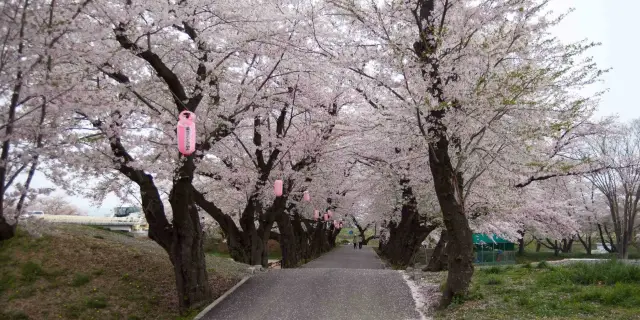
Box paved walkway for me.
[201,245,422,320]
[302,244,386,269]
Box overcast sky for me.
[28,0,640,216]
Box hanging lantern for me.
[327,210,333,219]
[323,213,328,221]
[274,180,283,197]
[177,111,196,156]
[313,209,319,221]
[303,191,310,202]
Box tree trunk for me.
[428,142,474,308]
[277,213,302,268]
[379,180,436,267]
[168,179,212,312]
[0,218,15,241]
[536,241,541,252]
[618,236,629,259]
[381,218,435,267]
[561,238,574,253]
[577,232,592,255]
[597,223,616,253]
[424,230,448,271]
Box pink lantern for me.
[323,213,328,221]
[177,111,196,156]
[334,220,339,228]
[274,180,283,197]
[303,191,310,202]
[313,210,319,221]
[327,210,333,219]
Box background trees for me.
[26,196,86,216]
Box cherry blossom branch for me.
[515,166,612,188]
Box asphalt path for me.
[202,245,422,320]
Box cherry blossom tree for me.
[583,120,640,259]
[328,0,607,305]
[38,0,339,310]
[0,0,91,240]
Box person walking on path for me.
[358,235,363,249]
[353,235,358,249]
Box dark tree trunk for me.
[277,212,302,268]
[597,223,617,253]
[167,179,212,311]
[380,182,437,267]
[561,238,574,253]
[362,235,378,246]
[0,219,15,241]
[536,241,542,252]
[428,139,474,307]
[577,232,592,255]
[424,230,448,271]
[132,169,212,314]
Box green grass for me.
[19,262,44,284]
[437,260,640,319]
[1,225,250,320]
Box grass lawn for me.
[0,223,250,320]
[436,260,640,320]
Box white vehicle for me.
[21,211,45,219]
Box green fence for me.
[474,249,516,265]
[473,234,516,265]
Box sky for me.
[27,0,640,216]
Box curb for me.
[193,276,251,320]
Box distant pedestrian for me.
[353,235,357,249]
[358,235,363,249]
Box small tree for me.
[585,120,640,259]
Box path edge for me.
[193,276,251,320]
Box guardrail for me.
[36,215,149,232]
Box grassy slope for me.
[435,261,640,320]
[0,224,250,320]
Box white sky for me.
[28,0,640,216]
